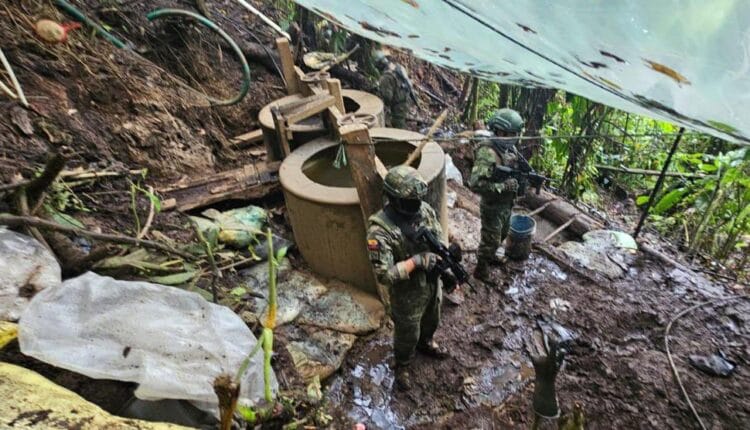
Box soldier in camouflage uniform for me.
[468,109,526,281]
[375,52,412,129]
[367,166,450,390]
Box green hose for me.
[55,0,128,49]
[147,8,252,106]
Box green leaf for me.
[149,271,198,285]
[230,287,247,297]
[636,195,650,206]
[237,405,257,423]
[47,206,84,229]
[275,246,289,261]
[653,188,688,214]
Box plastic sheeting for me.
[19,272,276,412]
[295,0,750,144]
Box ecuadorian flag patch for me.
[367,239,380,251]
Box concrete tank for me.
[280,128,447,294]
[259,89,384,161]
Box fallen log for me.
[160,162,280,212]
[520,189,602,237]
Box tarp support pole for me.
[633,127,685,239]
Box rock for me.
[281,325,357,382]
[297,281,385,335]
[0,228,61,321]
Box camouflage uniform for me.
[367,202,443,366]
[468,140,523,267]
[378,68,410,129]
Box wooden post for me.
[340,124,383,220]
[275,37,299,94]
[270,107,292,157]
[326,78,345,114]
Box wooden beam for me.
[283,95,335,125]
[341,124,383,220]
[159,162,280,212]
[275,37,299,94]
[230,129,263,149]
[595,164,708,179]
[542,215,577,243]
[326,78,345,113]
[271,107,292,157]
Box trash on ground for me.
[243,262,328,327]
[191,205,268,249]
[689,351,736,377]
[0,228,61,321]
[445,153,463,185]
[557,229,637,279]
[296,282,385,335]
[281,324,358,382]
[19,272,276,412]
[0,362,190,429]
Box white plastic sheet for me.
[295,0,750,144]
[19,272,276,411]
[0,228,60,321]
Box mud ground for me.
[325,200,750,429]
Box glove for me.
[411,252,439,272]
[500,178,519,193]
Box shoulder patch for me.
[367,239,380,251]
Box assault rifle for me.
[415,227,474,292]
[493,165,550,195]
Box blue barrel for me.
[506,214,536,260]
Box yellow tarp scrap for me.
[0,321,17,349]
[0,362,194,429]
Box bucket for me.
[506,214,536,260]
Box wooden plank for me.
[284,95,335,125]
[271,106,292,157]
[341,124,383,221]
[159,162,280,211]
[276,37,299,94]
[230,129,263,149]
[326,78,345,113]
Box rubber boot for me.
[474,262,490,282]
[395,366,412,391]
[417,340,450,359]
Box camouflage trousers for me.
[387,102,408,129]
[478,201,513,265]
[390,279,441,366]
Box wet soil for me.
[325,204,750,429]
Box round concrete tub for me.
[280,128,446,294]
[260,89,384,161]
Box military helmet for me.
[383,165,427,200]
[487,108,524,133]
[374,50,390,69]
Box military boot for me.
[417,340,450,359]
[394,366,412,391]
[474,261,490,282]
